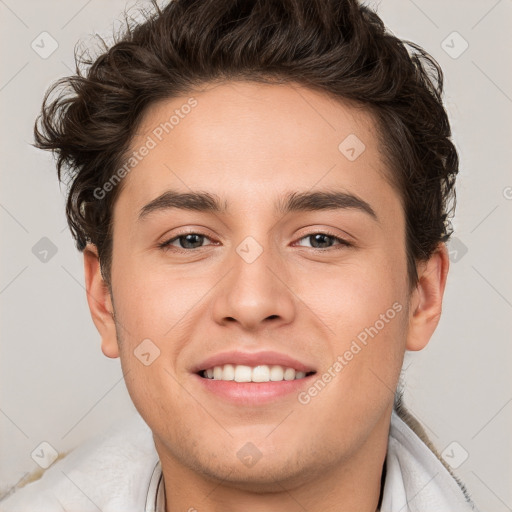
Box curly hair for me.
[34,0,458,289]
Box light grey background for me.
[1,0,511,509]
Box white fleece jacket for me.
[0,410,481,512]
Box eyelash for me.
[157,230,352,253]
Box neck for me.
[155,409,391,512]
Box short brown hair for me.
[34,0,458,288]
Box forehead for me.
[116,80,398,221]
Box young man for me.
[1,0,481,510]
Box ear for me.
[83,243,119,358]
[406,242,450,351]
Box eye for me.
[158,232,215,252]
[158,230,352,253]
[294,232,352,250]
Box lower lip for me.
[192,373,316,405]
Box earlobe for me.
[406,243,450,351]
[83,244,119,359]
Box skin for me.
[84,81,449,512]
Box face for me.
[86,80,445,491]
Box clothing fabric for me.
[0,409,480,511]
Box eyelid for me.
[293,226,355,246]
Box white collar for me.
[145,460,165,512]
[380,409,478,511]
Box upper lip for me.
[192,350,317,374]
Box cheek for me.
[296,294,407,442]
[111,255,205,337]
[301,254,409,401]
[109,261,193,424]
[305,252,408,338]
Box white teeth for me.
[269,365,284,381]
[223,364,235,380]
[283,367,296,381]
[234,365,252,382]
[202,364,311,382]
[252,365,270,382]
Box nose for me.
[211,239,297,331]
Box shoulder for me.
[0,413,159,512]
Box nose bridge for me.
[212,232,296,328]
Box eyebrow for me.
[138,189,377,221]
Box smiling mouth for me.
[198,364,316,382]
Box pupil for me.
[312,234,330,248]
[182,234,203,249]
